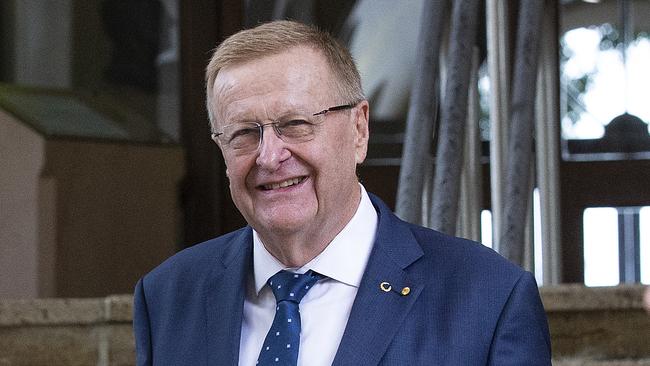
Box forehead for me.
[211,46,336,123]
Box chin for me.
[259,214,312,234]
[252,198,316,226]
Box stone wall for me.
[542,285,650,366]
[0,285,648,365]
[0,296,133,366]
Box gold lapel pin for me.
[380,282,411,296]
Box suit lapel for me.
[333,196,425,365]
[204,228,252,366]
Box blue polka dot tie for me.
[256,270,323,365]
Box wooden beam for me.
[179,0,244,248]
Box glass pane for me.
[583,207,619,286]
[481,210,493,248]
[0,0,181,142]
[640,207,650,284]
[559,1,650,160]
[561,26,650,139]
[533,189,543,284]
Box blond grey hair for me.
[205,20,364,126]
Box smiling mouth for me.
[260,176,307,191]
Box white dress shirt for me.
[238,185,378,366]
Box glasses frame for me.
[211,103,357,153]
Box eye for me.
[278,119,311,128]
[227,125,259,144]
[231,127,257,137]
[277,119,316,138]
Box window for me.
[583,206,650,286]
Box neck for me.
[260,235,329,268]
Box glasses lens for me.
[217,113,326,155]
[275,117,320,142]
[222,122,260,153]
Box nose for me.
[255,124,290,170]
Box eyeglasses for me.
[211,103,356,155]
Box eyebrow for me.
[227,108,312,124]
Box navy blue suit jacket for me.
[134,194,551,365]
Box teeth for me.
[264,177,304,190]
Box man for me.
[134,20,551,365]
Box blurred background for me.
[1,1,650,364]
[0,0,648,298]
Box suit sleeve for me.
[133,278,153,366]
[488,271,552,366]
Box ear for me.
[211,131,231,177]
[210,131,220,146]
[353,100,370,164]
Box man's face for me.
[210,46,369,241]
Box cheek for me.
[315,130,358,181]
[332,126,359,164]
[323,122,352,149]
[232,171,248,192]
[228,169,255,217]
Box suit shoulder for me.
[406,222,526,280]
[369,194,526,283]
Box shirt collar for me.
[252,184,378,295]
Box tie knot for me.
[267,270,322,303]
